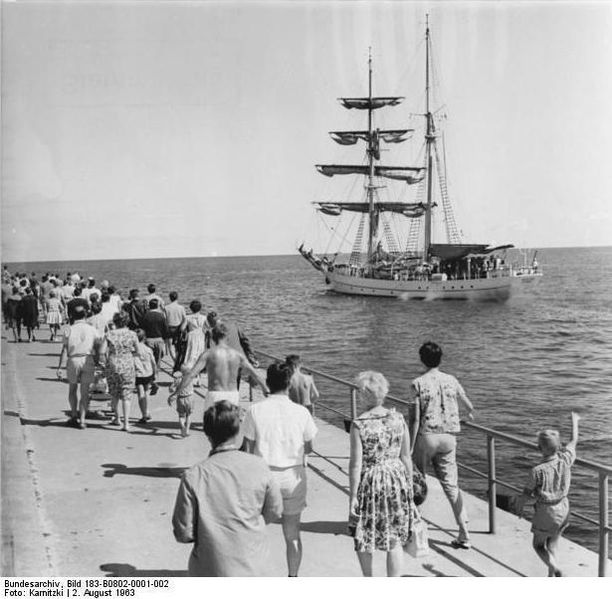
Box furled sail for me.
[429,244,491,261]
[314,201,427,218]
[329,129,413,145]
[339,97,404,110]
[316,164,425,184]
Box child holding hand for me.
[168,365,194,438]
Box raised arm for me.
[566,411,581,454]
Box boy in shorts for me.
[134,329,157,423]
[168,365,194,437]
[517,411,580,577]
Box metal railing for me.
[252,349,611,577]
[459,421,611,577]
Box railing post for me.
[599,473,608,577]
[350,388,357,421]
[487,434,496,534]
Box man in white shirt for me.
[56,305,102,429]
[243,362,318,577]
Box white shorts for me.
[204,390,240,412]
[270,465,307,516]
[67,355,95,386]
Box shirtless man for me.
[285,354,319,414]
[169,323,268,411]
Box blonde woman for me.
[349,371,414,577]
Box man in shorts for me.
[242,362,318,577]
[170,322,268,411]
[56,305,102,428]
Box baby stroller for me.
[88,367,112,417]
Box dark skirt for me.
[19,296,39,328]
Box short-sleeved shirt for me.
[164,301,186,328]
[242,394,318,468]
[412,369,468,434]
[62,321,100,358]
[172,450,283,576]
[526,446,576,504]
[134,342,155,378]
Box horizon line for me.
[3,243,612,265]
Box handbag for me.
[404,507,430,557]
[412,467,428,506]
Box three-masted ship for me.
[299,21,520,300]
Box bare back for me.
[288,372,317,406]
[205,345,244,392]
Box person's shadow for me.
[300,520,349,536]
[101,463,187,479]
[100,563,187,577]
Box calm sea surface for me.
[7,246,612,550]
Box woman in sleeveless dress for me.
[180,300,207,386]
[349,371,415,576]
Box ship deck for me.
[2,336,609,577]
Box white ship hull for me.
[325,271,513,301]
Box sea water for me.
[7,246,612,550]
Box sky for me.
[2,0,612,262]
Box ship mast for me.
[366,48,375,264]
[423,15,434,263]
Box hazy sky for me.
[2,1,611,262]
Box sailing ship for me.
[299,20,535,300]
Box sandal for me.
[451,539,471,550]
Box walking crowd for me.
[2,265,581,577]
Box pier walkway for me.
[2,336,609,577]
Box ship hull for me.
[325,271,512,301]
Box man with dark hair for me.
[243,362,318,577]
[172,401,283,576]
[140,298,167,367]
[285,354,319,415]
[56,305,102,428]
[123,288,148,330]
[205,311,258,389]
[410,341,475,549]
[66,286,90,324]
[170,323,267,412]
[145,283,164,310]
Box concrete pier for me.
[1,336,608,577]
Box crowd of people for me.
[2,265,580,577]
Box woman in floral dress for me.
[349,371,414,576]
[103,311,138,431]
